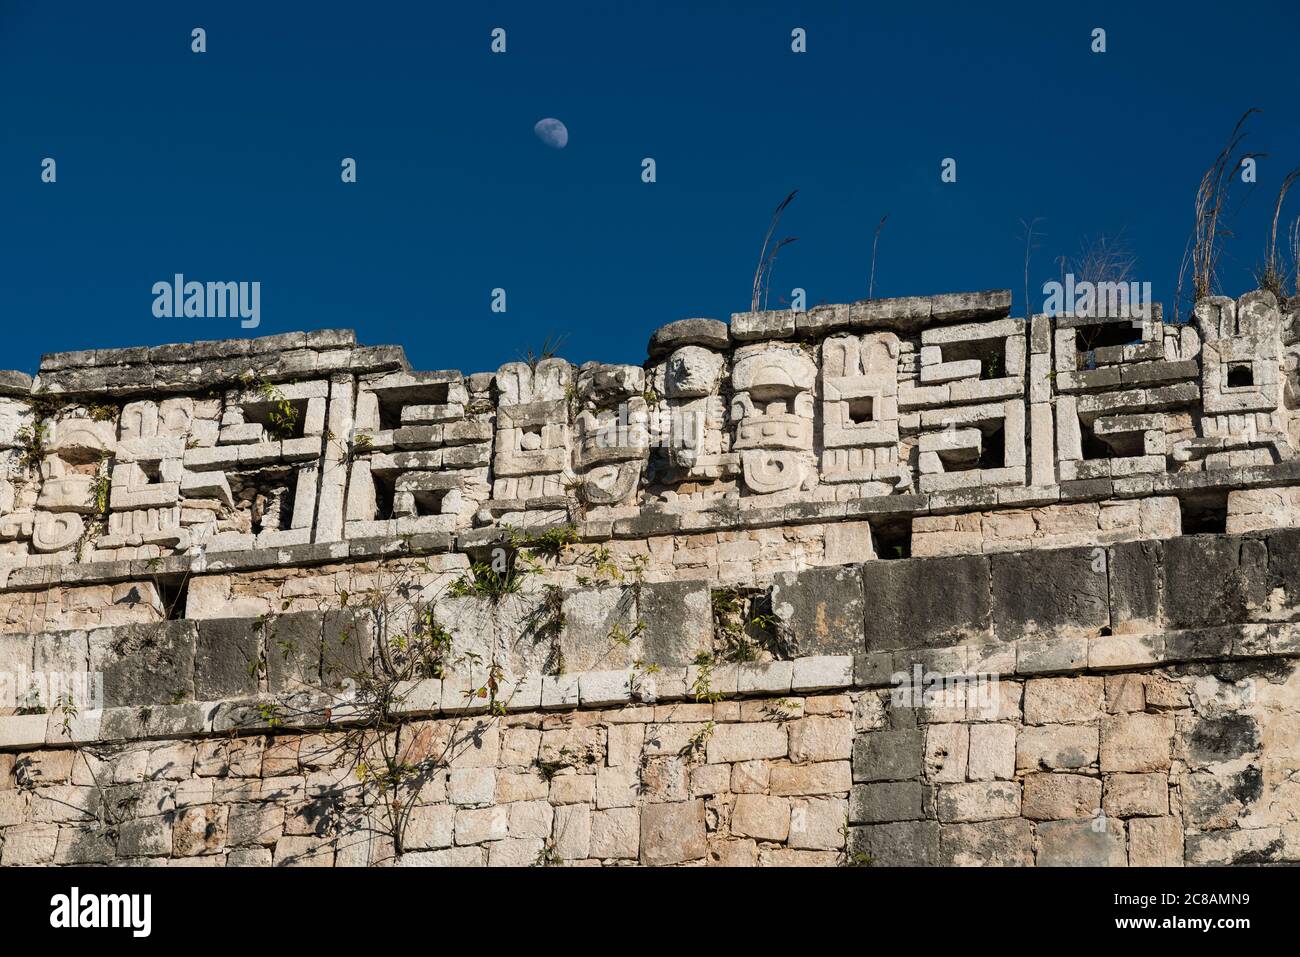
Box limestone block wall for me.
[0,634,1297,867]
[2,529,1300,866]
[2,288,1300,866]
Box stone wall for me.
[1,634,1297,866]
[2,528,1300,867]
[3,288,1300,866]
[1,288,1298,592]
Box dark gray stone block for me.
[847,820,939,866]
[772,564,865,656]
[849,782,926,823]
[321,609,372,688]
[1186,714,1261,766]
[991,546,1109,640]
[265,611,323,693]
[95,621,197,708]
[852,729,924,782]
[195,618,260,699]
[1107,540,1161,630]
[1266,528,1300,619]
[1163,625,1236,661]
[646,318,729,358]
[1163,535,1268,629]
[862,554,991,651]
[636,581,712,666]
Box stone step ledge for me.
[852,621,1300,689]
[0,655,855,752]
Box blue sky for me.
[3,1,1299,376]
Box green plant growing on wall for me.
[629,657,661,701]
[839,820,872,866]
[711,587,786,663]
[763,697,802,721]
[509,523,580,562]
[680,720,715,758]
[534,746,572,782]
[689,652,724,703]
[240,373,301,440]
[15,421,47,473]
[34,693,126,833]
[449,560,524,600]
[224,556,520,862]
[75,451,114,562]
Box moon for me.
[534,118,568,149]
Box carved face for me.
[665,346,723,399]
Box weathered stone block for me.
[1184,826,1284,866]
[772,564,865,656]
[551,804,591,859]
[991,546,1109,640]
[447,767,496,805]
[1023,676,1103,724]
[1100,712,1174,772]
[0,823,59,865]
[940,818,1034,866]
[405,804,456,849]
[791,655,854,691]
[1016,724,1099,771]
[454,805,508,845]
[640,800,707,865]
[114,814,173,857]
[273,834,335,866]
[1163,535,1268,629]
[967,723,1016,781]
[559,586,639,671]
[1128,816,1184,866]
[1016,635,1088,675]
[862,555,992,651]
[1036,818,1126,866]
[706,722,787,764]
[787,716,853,763]
[194,618,260,699]
[935,781,1020,822]
[637,581,713,665]
[788,796,847,850]
[595,765,640,809]
[173,804,228,856]
[847,820,939,866]
[731,793,791,841]
[590,806,640,859]
[1020,773,1101,820]
[320,609,372,688]
[1103,772,1168,817]
[264,611,324,693]
[849,782,925,823]
[92,621,197,707]
[852,729,924,782]
[924,723,969,783]
[1108,540,1162,633]
[767,760,851,796]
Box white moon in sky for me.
[534,118,569,149]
